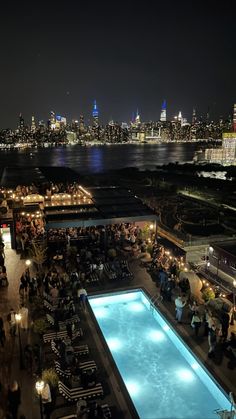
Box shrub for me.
[202,287,215,302]
[32,318,48,335]
[108,248,117,259]
[42,368,59,388]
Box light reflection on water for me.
[0,143,198,173]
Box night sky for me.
[0,1,235,128]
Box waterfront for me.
[0,143,199,174]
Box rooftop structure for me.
[45,186,157,229]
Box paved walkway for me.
[0,248,40,419]
[0,249,236,419]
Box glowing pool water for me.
[89,290,231,419]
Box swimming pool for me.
[89,289,231,419]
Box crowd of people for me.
[147,251,236,367]
[0,180,235,417]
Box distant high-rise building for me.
[160,100,167,122]
[19,113,24,131]
[131,111,135,124]
[192,108,197,125]
[206,107,210,123]
[50,111,56,130]
[31,116,36,132]
[55,115,66,129]
[92,100,99,126]
[79,115,85,132]
[233,103,236,132]
[92,100,98,117]
[135,109,141,126]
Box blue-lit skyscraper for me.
[92,100,99,128]
[92,100,99,118]
[160,100,167,122]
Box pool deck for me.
[0,249,236,419]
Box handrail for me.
[150,293,162,310]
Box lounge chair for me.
[55,403,111,418]
[58,380,104,402]
[46,313,80,329]
[54,359,97,378]
[86,272,99,285]
[44,299,56,312]
[54,360,72,379]
[43,328,83,343]
[51,340,89,358]
[104,263,117,280]
[78,360,97,373]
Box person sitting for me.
[76,406,88,419]
[81,368,97,389]
[88,401,104,419]
[65,343,75,366]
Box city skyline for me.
[0,1,235,128]
[1,99,235,130]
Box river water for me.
[0,143,199,174]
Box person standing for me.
[7,309,16,337]
[208,324,217,357]
[19,304,29,331]
[20,271,28,297]
[77,286,88,311]
[175,296,186,323]
[7,381,21,419]
[191,311,202,337]
[221,312,230,342]
[97,261,104,279]
[159,269,168,292]
[41,382,52,419]
[0,316,6,347]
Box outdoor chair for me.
[44,299,57,312]
[43,328,83,343]
[51,340,89,358]
[58,380,104,402]
[55,403,111,418]
[120,260,133,279]
[104,263,117,280]
[86,272,99,285]
[54,360,72,379]
[46,313,55,326]
[55,359,97,379]
[78,360,97,373]
[43,291,53,303]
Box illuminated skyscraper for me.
[160,100,167,122]
[233,103,236,132]
[50,111,56,130]
[92,100,99,126]
[79,115,85,132]
[178,111,182,122]
[19,113,24,131]
[135,109,141,126]
[192,108,197,125]
[31,115,36,132]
